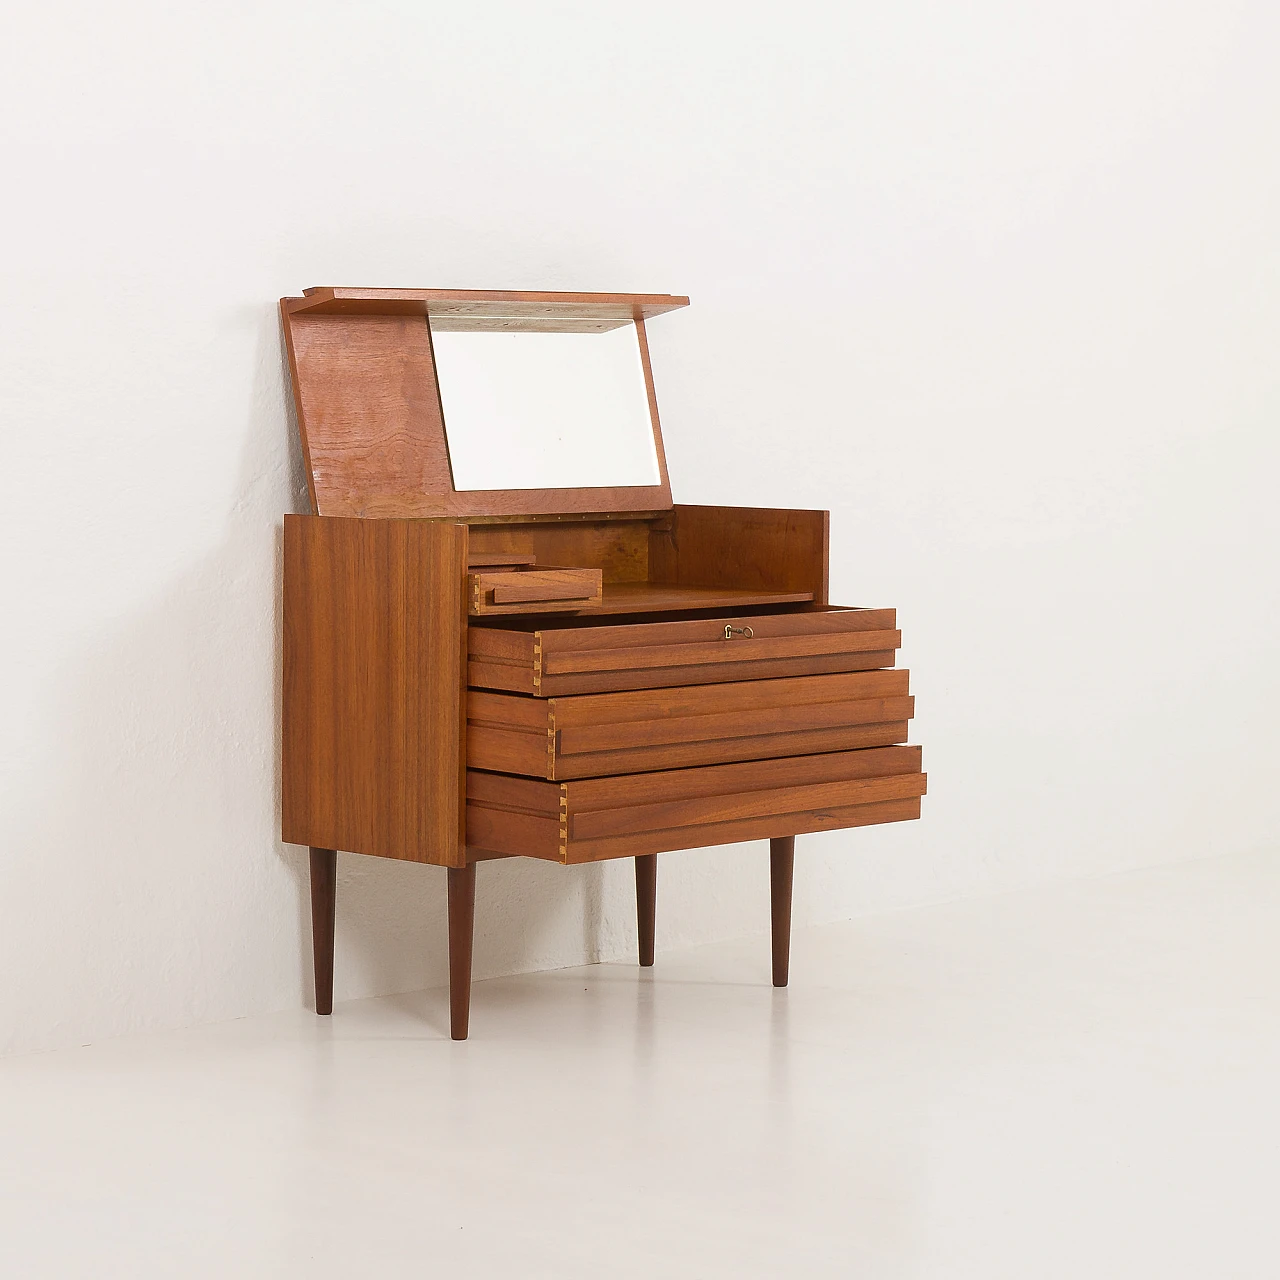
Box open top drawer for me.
[468,668,915,779]
[466,745,926,864]
[468,606,901,696]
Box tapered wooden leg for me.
[309,847,337,1015]
[635,854,657,967]
[448,862,476,1040]
[770,836,795,987]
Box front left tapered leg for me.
[635,854,657,967]
[770,836,795,987]
[447,862,476,1040]
[309,847,337,1015]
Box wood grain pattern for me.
[283,311,450,519]
[397,485,673,520]
[468,607,899,696]
[277,284,929,1021]
[469,567,603,615]
[471,650,900,697]
[552,668,911,727]
[564,723,913,778]
[563,797,923,863]
[464,771,561,861]
[286,288,690,328]
[591,583,813,614]
[542,630,898,675]
[468,552,538,568]
[572,772,926,841]
[492,573,600,604]
[282,515,468,867]
[562,702,912,755]
[467,520,650,584]
[466,670,915,780]
[650,505,830,605]
[465,746,925,863]
[567,744,922,806]
[281,294,677,519]
[512,606,896,650]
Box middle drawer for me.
[467,668,914,780]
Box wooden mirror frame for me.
[281,288,689,521]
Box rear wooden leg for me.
[770,836,795,988]
[635,854,657,967]
[448,862,477,1040]
[309,847,337,1015]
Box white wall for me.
[2,1,1277,1057]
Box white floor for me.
[2,850,1277,1279]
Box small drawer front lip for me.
[469,567,603,616]
[466,669,916,780]
[466,605,901,695]
[540,629,900,676]
[464,745,926,864]
[556,695,914,756]
[570,771,927,841]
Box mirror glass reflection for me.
[433,324,661,492]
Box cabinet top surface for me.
[285,287,689,332]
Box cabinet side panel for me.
[283,515,468,866]
[649,505,829,603]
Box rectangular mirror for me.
[432,323,662,492]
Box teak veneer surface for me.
[280,289,681,520]
[467,520,651,584]
[466,746,926,864]
[469,567,604,615]
[463,505,832,612]
[468,607,900,696]
[279,285,927,1038]
[651,505,830,606]
[590,583,814,614]
[467,552,539,569]
[285,313,451,520]
[467,669,915,779]
[287,288,690,329]
[283,515,467,867]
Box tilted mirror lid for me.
[281,288,688,520]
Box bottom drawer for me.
[466,746,925,864]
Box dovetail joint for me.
[533,634,543,691]
[558,787,568,862]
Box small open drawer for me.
[468,668,915,779]
[466,745,926,864]
[468,566,603,616]
[468,606,901,695]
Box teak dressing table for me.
[280,287,926,1039]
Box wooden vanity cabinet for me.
[280,288,926,1038]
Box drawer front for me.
[468,606,900,696]
[468,567,603,616]
[466,746,925,864]
[468,669,915,779]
